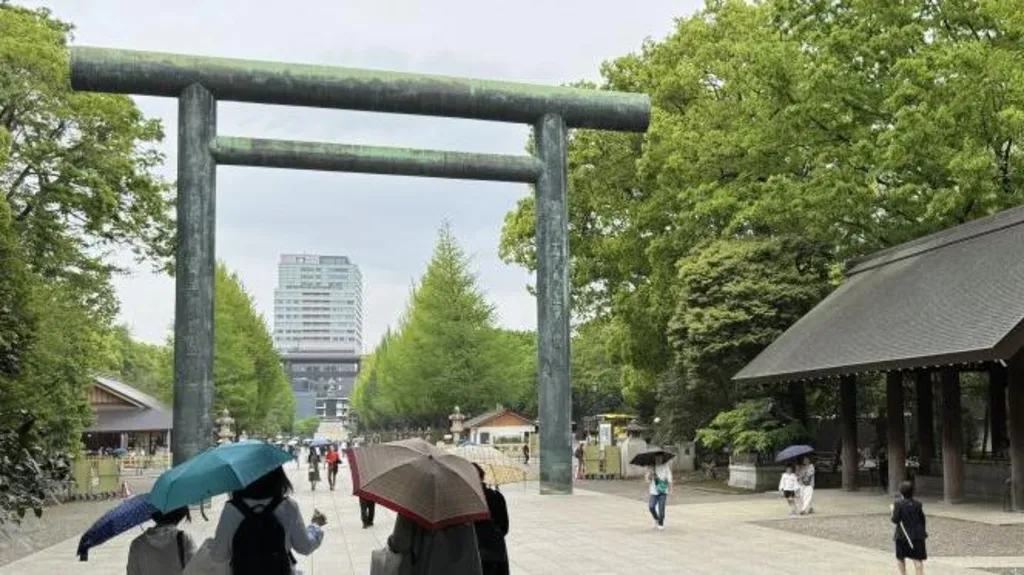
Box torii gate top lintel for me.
[70,46,651,131]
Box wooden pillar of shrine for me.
[886,371,907,494]
[914,370,935,475]
[940,368,965,504]
[989,364,1008,458]
[840,374,858,491]
[1007,358,1024,512]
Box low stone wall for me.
[728,462,786,491]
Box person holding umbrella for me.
[630,447,674,530]
[126,507,195,575]
[210,466,327,575]
[348,438,486,574]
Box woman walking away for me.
[472,463,510,575]
[646,455,673,530]
[891,480,927,575]
[307,448,322,491]
[797,456,816,515]
[127,507,196,575]
[387,513,482,575]
[325,445,340,491]
[211,466,327,575]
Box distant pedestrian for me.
[574,443,585,480]
[359,497,376,528]
[522,444,530,467]
[127,507,195,575]
[778,464,799,516]
[646,455,673,530]
[307,449,321,491]
[325,445,340,491]
[891,480,927,575]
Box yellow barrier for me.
[71,456,121,496]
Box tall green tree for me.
[660,236,832,442]
[0,4,174,521]
[353,224,535,429]
[0,195,32,378]
[1,5,173,321]
[102,324,172,402]
[571,319,627,421]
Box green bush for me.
[695,399,806,460]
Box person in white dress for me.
[797,457,816,515]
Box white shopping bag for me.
[370,545,404,575]
[183,539,229,575]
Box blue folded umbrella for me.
[148,440,293,512]
[775,444,815,463]
[77,494,156,561]
[308,438,331,447]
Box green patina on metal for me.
[173,84,217,464]
[212,137,544,183]
[534,114,572,494]
[69,46,652,494]
[70,47,650,131]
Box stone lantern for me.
[216,408,236,444]
[449,406,465,443]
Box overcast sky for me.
[22,0,700,349]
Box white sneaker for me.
[657,525,665,531]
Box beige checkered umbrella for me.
[346,438,489,530]
[447,445,528,485]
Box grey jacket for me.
[127,524,197,575]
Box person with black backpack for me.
[127,506,196,575]
[210,466,327,575]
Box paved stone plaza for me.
[2,464,1021,575]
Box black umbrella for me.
[630,448,675,468]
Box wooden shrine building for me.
[735,207,1024,510]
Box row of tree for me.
[116,265,296,437]
[500,0,1024,447]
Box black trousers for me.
[360,498,376,526]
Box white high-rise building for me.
[273,254,363,354]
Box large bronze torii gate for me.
[70,47,650,494]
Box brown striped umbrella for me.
[346,438,489,529]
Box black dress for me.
[892,498,927,561]
[475,486,510,575]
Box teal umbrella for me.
[148,441,292,512]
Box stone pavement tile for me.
[936,557,1024,569]
[0,465,1006,575]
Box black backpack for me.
[229,497,294,575]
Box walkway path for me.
[1,463,1020,574]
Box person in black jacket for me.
[472,463,510,575]
[891,480,927,575]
